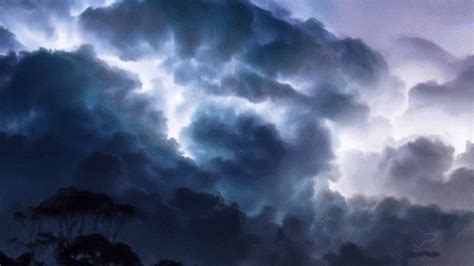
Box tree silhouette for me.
[14,187,138,243]
[0,250,17,265]
[7,187,140,264]
[154,259,183,266]
[56,234,142,266]
[4,187,185,265]
[0,250,44,266]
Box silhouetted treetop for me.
[56,234,142,266]
[154,259,183,266]
[0,250,43,266]
[0,250,17,265]
[31,187,133,217]
[13,187,139,243]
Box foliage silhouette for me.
[56,234,142,266]
[14,187,138,243]
[154,259,184,266]
[5,187,146,265]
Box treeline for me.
[0,187,183,266]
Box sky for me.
[0,0,473,265]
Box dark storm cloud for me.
[218,72,368,125]
[0,46,214,207]
[408,64,473,114]
[76,152,124,194]
[120,188,252,265]
[379,137,454,182]
[0,46,223,263]
[116,184,474,266]
[316,193,473,266]
[311,84,369,124]
[241,21,386,84]
[174,63,370,124]
[210,70,302,103]
[80,0,254,61]
[433,168,474,210]
[183,109,332,210]
[380,137,474,210]
[348,197,470,263]
[79,0,386,124]
[323,242,397,266]
[0,1,472,265]
[346,137,474,210]
[0,27,22,54]
[80,0,387,83]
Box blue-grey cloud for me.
[343,137,474,211]
[183,109,332,210]
[409,65,474,114]
[0,47,214,207]
[79,0,387,125]
[0,1,472,265]
[0,26,22,54]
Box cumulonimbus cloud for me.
[0,0,472,265]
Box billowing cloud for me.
[79,0,387,83]
[79,0,389,126]
[0,46,214,207]
[0,26,22,54]
[339,137,474,210]
[408,65,474,114]
[0,0,472,265]
[118,186,473,265]
[0,0,76,36]
[379,137,454,183]
[455,142,474,169]
[183,109,332,210]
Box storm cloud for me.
[0,26,22,54]
[0,46,214,207]
[183,109,332,210]
[79,0,386,125]
[408,65,474,114]
[0,0,472,265]
[340,137,474,211]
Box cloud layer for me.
[0,0,472,265]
